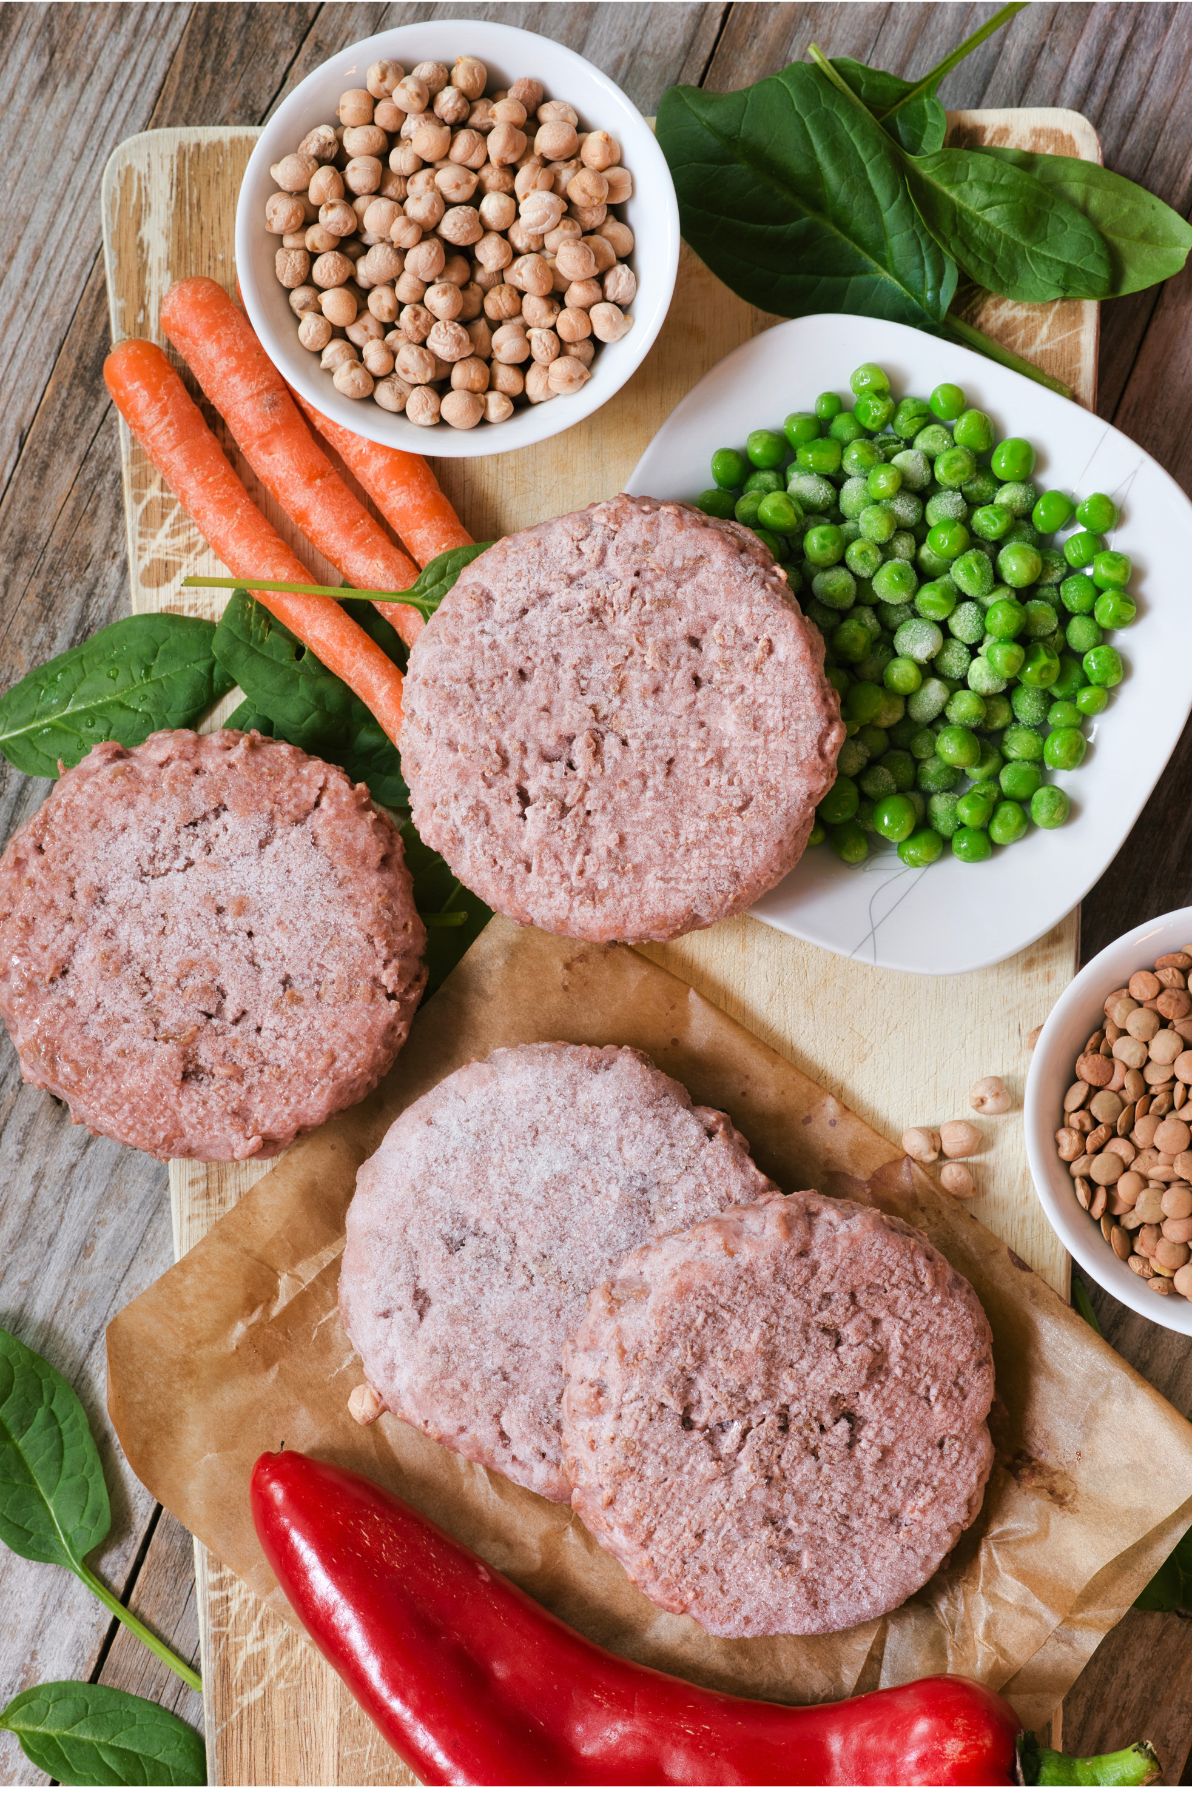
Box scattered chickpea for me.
[940,1162,976,1199]
[970,1076,1014,1116]
[940,1119,983,1159]
[271,53,635,425]
[901,1126,940,1164]
[348,1382,385,1425]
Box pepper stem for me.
[1019,1732,1162,1786]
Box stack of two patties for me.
[340,1043,997,1639]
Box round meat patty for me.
[562,1191,995,1638]
[0,730,426,1161]
[340,1041,776,1500]
[400,495,843,942]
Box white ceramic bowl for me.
[1026,907,1192,1334]
[236,18,678,458]
[631,312,1192,974]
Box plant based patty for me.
[562,1191,995,1637]
[340,1041,776,1499]
[0,730,426,1160]
[400,496,843,942]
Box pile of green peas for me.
[695,365,1135,868]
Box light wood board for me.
[102,111,1098,1785]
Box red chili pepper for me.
[251,1452,1159,1787]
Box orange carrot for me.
[293,394,473,567]
[103,338,407,745]
[160,277,425,646]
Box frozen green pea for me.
[859,723,889,757]
[1047,700,1082,729]
[845,679,887,723]
[886,530,917,562]
[1018,643,1060,688]
[711,446,750,489]
[872,792,917,842]
[819,774,860,822]
[1075,492,1118,534]
[953,409,994,453]
[859,762,897,800]
[991,436,1036,481]
[1075,684,1109,717]
[950,551,993,599]
[909,727,938,759]
[808,599,840,633]
[1082,644,1124,688]
[836,737,871,778]
[845,538,882,579]
[945,689,987,728]
[929,382,965,421]
[892,448,931,489]
[854,796,877,833]
[961,471,1000,506]
[1005,519,1039,547]
[804,523,844,567]
[1050,652,1085,698]
[788,472,836,510]
[1059,573,1098,615]
[858,503,897,544]
[908,676,952,725]
[983,695,1012,731]
[1002,723,1044,762]
[829,409,867,444]
[696,487,738,518]
[879,747,917,789]
[811,566,857,609]
[1044,726,1087,770]
[1032,488,1074,534]
[867,462,903,501]
[893,397,932,439]
[856,652,891,688]
[848,603,883,642]
[915,577,957,621]
[757,490,799,532]
[925,489,968,525]
[1031,785,1071,829]
[890,489,925,529]
[1039,549,1069,585]
[973,742,1003,780]
[952,824,992,862]
[916,543,951,579]
[784,413,821,450]
[753,528,784,557]
[878,600,915,633]
[971,503,1012,541]
[918,754,960,794]
[1093,550,1133,589]
[1065,614,1102,654]
[985,596,1026,639]
[948,599,987,643]
[826,663,850,698]
[934,446,976,488]
[734,492,763,526]
[831,618,872,661]
[888,716,920,750]
[830,821,871,864]
[854,392,895,431]
[927,519,971,561]
[994,480,1035,517]
[746,427,790,468]
[928,791,961,837]
[999,759,1041,801]
[986,638,1026,679]
[988,799,1028,845]
[808,818,826,845]
[744,468,785,493]
[1022,599,1058,640]
[894,617,943,662]
[1094,589,1136,630]
[898,826,945,867]
[997,541,1042,588]
[850,362,890,396]
[966,654,1007,695]
[842,438,881,477]
[934,639,971,681]
[915,422,954,456]
[1063,529,1103,568]
[838,476,870,519]
[956,780,998,829]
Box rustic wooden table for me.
[0,1,1190,1785]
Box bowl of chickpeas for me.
[235,17,678,455]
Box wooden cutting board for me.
[102,109,1098,1785]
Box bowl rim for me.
[1025,903,1193,1335]
[234,15,679,459]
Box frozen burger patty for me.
[0,730,426,1161]
[340,1041,776,1500]
[562,1191,995,1638]
[400,496,843,942]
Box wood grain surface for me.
[0,2,1190,1786]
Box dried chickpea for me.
[970,1076,1013,1115]
[603,164,633,203]
[363,196,404,238]
[579,128,621,171]
[395,269,428,304]
[368,59,405,98]
[508,253,553,296]
[306,226,339,260]
[345,310,384,349]
[333,358,374,399]
[509,76,544,112]
[940,1119,983,1159]
[274,246,311,288]
[556,239,598,282]
[534,119,578,161]
[525,362,554,403]
[507,220,546,256]
[555,304,591,344]
[490,359,525,396]
[514,160,554,200]
[519,190,567,235]
[374,98,406,134]
[424,280,464,321]
[297,311,332,352]
[479,189,517,231]
[599,216,634,257]
[492,96,527,128]
[299,123,339,162]
[435,163,478,204]
[451,355,490,393]
[476,230,513,273]
[289,283,321,317]
[392,75,429,115]
[538,99,578,125]
[434,85,472,126]
[467,99,497,131]
[266,190,306,233]
[458,281,485,322]
[390,213,423,250]
[321,338,358,371]
[566,166,608,208]
[565,276,603,310]
[491,320,531,364]
[482,389,514,423]
[406,384,442,426]
[441,388,485,429]
[528,326,561,364]
[389,141,422,177]
[367,284,400,323]
[570,201,609,233]
[451,55,488,99]
[545,219,583,252]
[547,353,589,394]
[603,262,636,305]
[344,155,383,196]
[393,341,439,386]
[338,88,375,127]
[412,60,450,91]
[280,227,309,250]
[344,123,388,158]
[373,373,413,412]
[426,318,471,362]
[487,122,527,166]
[398,303,435,343]
[359,242,404,286]
[440,204,484,246]
[449,127,489,169]
[441,252,471,286]
[312,250,354,289]
[901,1126,940,1164]
[583,233,617,272]
[271,152,317,193]
[940,1161,976,1199]
[521,292,560,328]
[406,238,446,283]
[563,335,595,368]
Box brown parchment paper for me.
[107,917,1190,1735]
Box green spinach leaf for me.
[0,1683,206,1786]
[403,541,493,608]
[0,615,232,780]
[657,63,957,325]
[0,1328,109,1569]
[983,148,1192,296]
[399,823,492,995]
[832,57,947,156]
[1136,1527,1191,1614]
[906,147,1114,301]
[222,700,275,734]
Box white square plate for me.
[629,313,1191,974]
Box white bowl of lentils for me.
[1026,906,1192,1335]
[235,18,678,456]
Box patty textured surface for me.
[340,1041,776,1499]
[0,730,426,1161]
[401,495,843,941]
[562,1191,995,1638]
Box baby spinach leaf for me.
[0,614,232,780]
[0,1682,206,1786]
[222,700,275,734]
[399,824,492,995]
[657,63,957,325]
[983,148,1192,296]
[1135,1528,1191,1614]
[906,147,1114,302]
[832,58,947,155]
[0,1328,109,1570]
[404,541,493,608]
